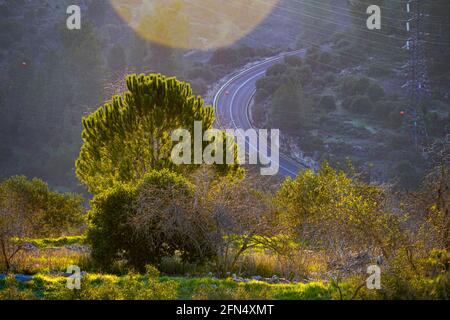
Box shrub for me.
[130,169,217,266]
[318,95,336,112]
[373,249,450,300]
[367,61,392,77]
[388,134,410,149]
[301,135,324,153]
[256,76,282,101]
[276,163,404,263]
[340,76,371,97]
[390,160,420,188]
[322,72,336,84]
[209,48,239,65]
[367,83,385,102]
[425,112,448,137]
[190,78,208,96]
[187,67,216,82]
[305,47,321,70]
[311,77,325,89]
[297,65,313,86]
[372,100,401,121]
[266,63,288,77]
[88,169,216,272]
[344,95,373,114]
[284,55,303,67]
[87,181,137,271]
[386,107,405,129]
[318,52,332,65]
[270,82,312,131]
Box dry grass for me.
[235,249,328,281]
[6,248,87,274]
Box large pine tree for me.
[76,74,240,194]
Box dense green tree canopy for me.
[76,73,239,194]
[270,82,311,132]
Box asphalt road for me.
[213,50,309,177]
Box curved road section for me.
[213,50,309,177]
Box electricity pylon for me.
[403,0,430,150]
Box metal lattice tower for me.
[403,0,430,149]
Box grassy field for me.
[0,236,345,300]
[15,236,87,249]
[0,273,340,300]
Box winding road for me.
[212,50,310,177]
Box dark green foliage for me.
[311,77,325,90]
[318,95,336,113]
[284,55,303,67]
[318,52,332,66]
[372,100,399,120]
[322,72,336,84]
[87,182,137,271]
[340,76,371,97]
[190,78,208,96]
[301,135,324,153]
[209,48,240,66]
[390,160,420,189]
[209,46,273,66]
[367,83,385,102]
[386,108,405,129]
[87,169,215,271]
[367,62,392,77]
[377,249,450,300]
[149,43,179,75]
[255,61,315,104]
[255,76,284,102]
[425,112,449,137]
[372,100,406,128]
[305,47,321,71]
[297,66,313,86]
[270,82,311,131]
[267,63,288,77]
[187,66,216,82]
[344,95,373,114]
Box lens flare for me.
[109,0,278,50]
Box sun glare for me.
[109,0,278,50]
